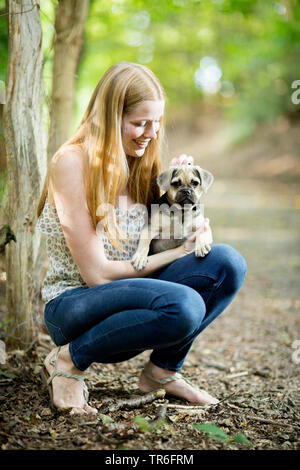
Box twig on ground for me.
[226,371,249,379]
[202,362,229,371]
[153,392,238,412]
[229,411,300,429]
[103,389,166,413]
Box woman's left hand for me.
[169,154,194,167]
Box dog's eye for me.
[191,181,199,187]
[171,181,181,187]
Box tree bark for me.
[47,0,90,160]
[3,0,48,350]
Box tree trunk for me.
[3,0,48,350]
[47,0,90,160]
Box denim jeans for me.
[44,244,247,372]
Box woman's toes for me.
[84,404,98,414]
[197,389,219,405]
[70,406,88,416]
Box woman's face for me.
[121,100,165,157]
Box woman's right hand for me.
[177,218,210,255]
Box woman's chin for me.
[127,149,146,158]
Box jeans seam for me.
[204,271,226,308]
[55,282,175,313]
[174,273,218,284]
[44,318,68,343]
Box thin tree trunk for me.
[3,0,48,350]
[47,0,89,160]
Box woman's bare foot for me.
[139,361,219,405]
[44,345,97,415]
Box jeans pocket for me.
[44,317,68,346]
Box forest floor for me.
[0,113,299,451]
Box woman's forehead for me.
[127,100,165,119]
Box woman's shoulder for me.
[51,144,86,169]
[48,144,88,206]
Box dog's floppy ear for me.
[194,166,214,193]
[157,168,177,191]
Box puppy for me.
[131,164,214,271]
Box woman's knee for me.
[158,284,206,339]
[213,243,247,292]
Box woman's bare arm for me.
[48,148,187,287]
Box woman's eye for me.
[135,122,147,127]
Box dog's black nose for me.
[181,189,192,197]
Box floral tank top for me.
[36,196,147,304]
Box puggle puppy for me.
[131,164,214,271]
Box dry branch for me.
[229,411,300,429]
[103,389,166,414]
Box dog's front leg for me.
[131,225,159,271]
[195,225,213,257]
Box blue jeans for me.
[44,244,247,372]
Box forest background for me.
[0,0,299,451]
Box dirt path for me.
[0,119,299,450]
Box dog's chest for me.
[158,209,198,237]
[148,208,200,255]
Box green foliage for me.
[194,422,252,446]
[134,414,166,433]
[0,0,8,83]
[98,413,115,424]
[72,0,300,131]
[2,0,299,136]
[0,370,17,379]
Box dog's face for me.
[157,165,214,207]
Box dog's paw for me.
[131,252,149,271]
[195,244,211,257]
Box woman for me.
[36,61,247,415]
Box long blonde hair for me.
[37,62,166,250]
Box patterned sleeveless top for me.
[36,196,147,304]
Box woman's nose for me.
[144,123,157,139]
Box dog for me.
[131,164,214,271]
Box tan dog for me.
[131,165,214,271]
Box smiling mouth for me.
[134,140,150,148]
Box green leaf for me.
[99,413,114,424]
[49,429,58,438]
[134,415,150,432]
[194,423,229,442]
[233,433,252,446]
[194,423,228,437]
[0,370,18,379]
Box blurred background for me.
[0,2,299,449]
[0,0,299,302]
[1,0,300,177]
[0,0,299,190]
[0,0,299,305]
